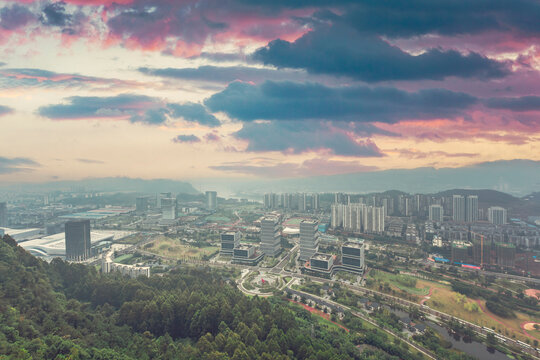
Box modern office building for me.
[299,220,319,262]
[232,244,264,265]
[161,198,176,220]
[158,192,172,208]
[65,220,91,261]
[260,216,281,257]
[220,231,240,256]
[0,202,6,227]
[206,191,217,210]
[429,204,444,222]
[452,195,465,222]
[488,206,507,225]
[310,253,334,271]
[341,239,365,273]
[102,258,150,278]
[465,195,478,223]
[136,196,148,214]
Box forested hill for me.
[0,235,370,360]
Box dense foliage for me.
[0,235,368,360]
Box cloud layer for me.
[38,94,219,127]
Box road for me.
[423,259,540,285]
[287,287,437,360]
[121,239,539,358]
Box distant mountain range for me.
[0,160,538,200]
[208,159,540,198]
[0,177,198,195]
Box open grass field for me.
[145,236,219,260]
[113,253,134,264]
[426,285,540,343]
[205,215,231,223]
[369,270,430,296]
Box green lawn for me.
[369,270,430,295]
[113,253,134,264]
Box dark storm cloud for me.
[253,23,509,82]
[205,81,477,123]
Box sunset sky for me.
[0,0,539,183]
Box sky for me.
[0,0,539,183]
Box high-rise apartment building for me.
[331,204,344,229]
[136,196,148,214]
[299,220,319,261]
[161,198,176,220]
[465,195,478,223]
[260,216,281,257]
[312,193,319,210]
[0,202,6,227]
[298,193,307,212]
[452,195,465,222]
[488,206,507,225]
[363,206,385,233]
[206,191,217,210]
[65,220,91,261]
[429,204,444,222]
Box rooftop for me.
[311,253,333,261]
[343,240,365,249]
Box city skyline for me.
[0,0,539,184]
